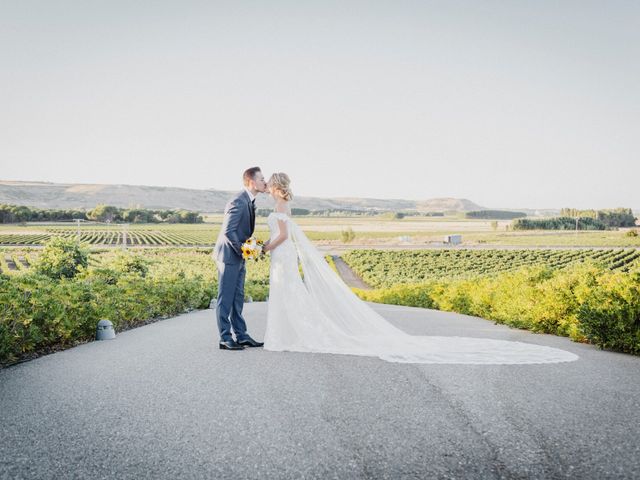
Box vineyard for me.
[342,248,640,288]
[0,251,34,274]
[0,227,218,246]
[1,216,639,247]
[3,246,640,281]
[0,247,272,281]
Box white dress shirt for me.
[243,187,256,203]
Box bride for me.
[261,173,578,365]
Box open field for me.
[0,216,638,248]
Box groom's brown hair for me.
[243,167,262,186]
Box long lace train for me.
[263,212,578,365]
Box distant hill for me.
[415,198,484,212]
[0,180,232,212]
[0,180,486,213]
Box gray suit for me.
[213,190,256,342]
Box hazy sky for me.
[1,0,638,209]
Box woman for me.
[261,173,578,365]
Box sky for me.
[1,0,638,209]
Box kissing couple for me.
[212,167,578,365]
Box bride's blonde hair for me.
[269,173,293,201]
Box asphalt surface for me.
[331,255,372,290]
[1,303,639,479]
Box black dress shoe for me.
[237,337,264,348]
[219,340,244,350]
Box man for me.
[213,167,267,350]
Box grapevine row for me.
[342,249,640,288]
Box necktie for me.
[250,199,255,231]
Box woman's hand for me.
[265,220,287,252]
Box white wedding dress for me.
[263,211,579,365]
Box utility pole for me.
[74,218,82,240]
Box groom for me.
[213,167,268,350]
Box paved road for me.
[1,303,639,479]
[331,255,372,290]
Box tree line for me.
[513,208,637,231]
[0,204,204,224]
[255,208,445,218]
[559,208,637,228]
[512,217,607,231]
[465,210,527,220]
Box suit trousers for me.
[215,260,249,342]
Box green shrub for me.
[111,252,150,276]
[354,263,640,355]
[0,273,97,364]
[0,248,272,367]
[578,270,640,353]
[0,271,214,366]
[357,283,437,309]
[35,237,89,279]
[341,227,356,243]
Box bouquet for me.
[241,237,264,261]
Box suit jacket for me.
[213,190,255,264]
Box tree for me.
[512,217,606,231]
[87,204,121,222]
[560,207,636,228]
